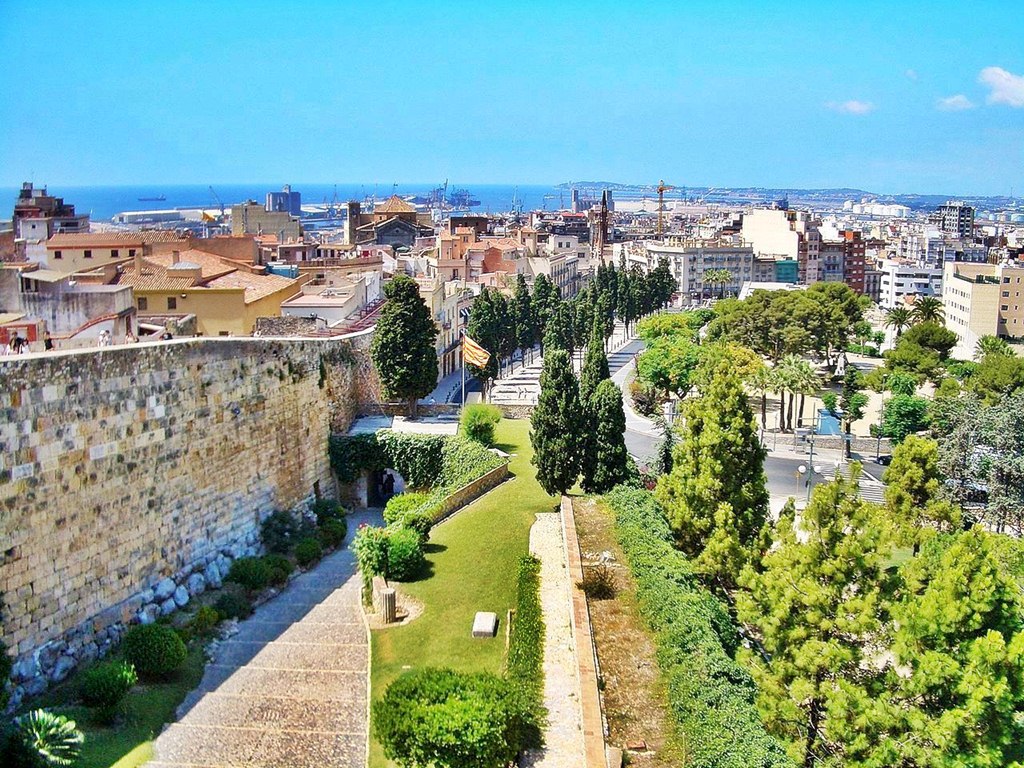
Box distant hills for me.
[557,181,1020,211]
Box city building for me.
[12,183,90,262]
[644,238,756,300]
[938,201,975,239]
[231,201,302,241]
[740,208,822,284]
[344,196,434,248]
[943,260,1024,358]
[876,259,943,309]
[266,184,302,216]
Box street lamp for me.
[797,464,807,495]
[807,464,823,502]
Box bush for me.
[261,554,295,586]
[372,668,532,768]
[353,524,390,578]
[188,605,222,636]
[294,536,324,567]
[604,486,789,768]
[214,585,253,620]
[578,562,617,600]
[122,624,187,680]
[318,517,348,550]
[312,498,346,524]
[386,526,426,581]
[225,556,272,593]
[260,510,301,554]
[383,492,431,525]
[329,432,387,483]
[437,435,505,492]
[460,403,502,446]
[398,511,433,544]
[7,709,84,768]
[376,431,446,488]
[80,660,137,711]
[630,379,661,417]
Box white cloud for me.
[904,69,918,81]
[979,66,1024,107]
[936,94,976,111]
[826,100,876,115]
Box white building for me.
[876,259,943,308]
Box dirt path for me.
[521,511,587,767]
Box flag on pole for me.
[462,333,492,368]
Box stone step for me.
[155,723,366,768]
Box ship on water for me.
[137,195,166,202]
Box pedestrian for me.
[160,330,173,340]
[124,328,138,344]
[43,332,53,351]
[98,329,111,347]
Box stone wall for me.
[0,336,363,697]
[432,462,510,524]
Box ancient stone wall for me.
[0,336,362,694]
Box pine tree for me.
[737,472,892,767]
[530,349,582,495]
[531,274,558,352]
[370,275,439,418]
[655,362,768,584]
[581,379,629,493]
[883,435,960,544]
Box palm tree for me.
[749,363,773,430]
[772,356,803,432]
[975,334,1012,362]
[770,363,793,433]
[790,359,820,428]
[884,306,913,338]
[703,268,733,301]
[910,296,944,325]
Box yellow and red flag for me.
[462,334,492,368]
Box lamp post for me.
[797,464,806,496]
[807,464,822,503]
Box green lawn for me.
[37,645,206,768]
[369,418,557,767]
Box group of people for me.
[2,327,150,355]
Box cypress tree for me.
[512,273,535,367]
[370,275,439,418]
[582,379,629,493]
[579,320,610,404]
[530,349,582,495]
[655,361,768,584]
[465,288,500,389]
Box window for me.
[167,297,177,310]
[129,249,136,258]
[219,331,230,337]
[111,249,119,258]
[54,250,62,259]
[84,249,92,258]
[1002,305,1009,311]
[138,297,148,311]
[1004,291,1011,297]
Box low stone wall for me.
[432,462,510,524]
[771,433,893,455]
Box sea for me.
[0,183,574,222]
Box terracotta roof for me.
[373,195,417,214]
[47,232,145,249]
[146,250,235,280]
[205,270,299,304]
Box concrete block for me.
[471,611,498,638]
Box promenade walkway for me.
[149,509,381,768]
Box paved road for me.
[149,509,381,768]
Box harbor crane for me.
[657,179,676,236]
[208,186,226,221]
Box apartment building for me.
[740,208,821,284]
[876,259,943,309]
[943,261,1024,358]
[644,239,755,299]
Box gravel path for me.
[148,509,381,768]
[522,511,586,767]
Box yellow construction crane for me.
[657,179,676,236]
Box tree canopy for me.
[371,275,439,416]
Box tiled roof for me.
[373,195,417,214]
[47,232,145,249]
[147,250,235,280]
[205,270,299,304]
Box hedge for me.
[604,486,792,768]
[506,555,544,709]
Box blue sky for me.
[1,0,1022,195]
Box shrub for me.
[460,403,502,446]
[372,668,532,768]
[260,510,301,554]
[7,709,84,768]
[294,536,324,567]
[189,605,221,637]
[80,660,137,711]
[329,432,387,483]
[353,525,389,581]
[312,498,346,524]
[122,624,187,680]
[386,526,426,581]
[398,512,433,544]
[318,517,348,550]
[437,436,505,492]
[578,562,617,600]
[630,379,661,416]
[225,556,272,593]
[261,554,295,586]
[214,585,253,620]
[604,486,789,768]
[383,492,431,525]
